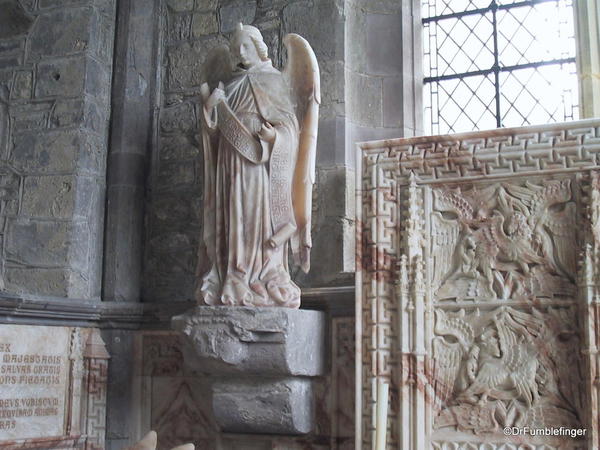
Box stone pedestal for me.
[172,306,326,435]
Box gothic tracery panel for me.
[357,120,600,449]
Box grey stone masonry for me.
[172,306,326,434]
[172,306,326,376]
[213,377,313,435]
[0,0,116,299]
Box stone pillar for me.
[172,306,326,435]
[575,0,600,118]
[103,0,160,302]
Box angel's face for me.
[231,32,261,69]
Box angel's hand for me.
[258,122,276,144]
[205,87,226,110]
[200,82,211,102]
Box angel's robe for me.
[199,60,301,307]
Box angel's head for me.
[231,23,269,69]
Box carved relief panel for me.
[357,120,600,449]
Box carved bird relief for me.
[432,307,582,435]
[431,179,577,301]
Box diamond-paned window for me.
[423,0,579,135]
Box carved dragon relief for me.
[432,306,583,435]
[430,178,578,301]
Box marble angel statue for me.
[196,23,320,308]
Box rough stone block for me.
[156,160,196,188]
[91,12,115,65]
[11,70,32,100]
[160,134,201,160]
[166,41,205,90]
[213,378,313,435]
[0,38,22,55]
[282,0,341,60]
[0,0,34,39]
[191,12,218,37]
[195,0,217,11]
[35,56,86,98]
[0,55,21,69]
[150,192,202,227]
[172,306,327,376]
[160,101,196,133]
[50,98,84,128]
[366,13,402,75]
[167,10,191,42]
[38,0,87,8]
[343,5,367,72]
[4,267,69,297]
[78,132,107,175]
[11,104,50,131]
[12,130,78,174]
[29,7,91,58]
[319,60,344,118]
[21,175,76,219]
[347,0,402,13]
[383,76,404,128]
[0,165,21,220]
[84,56,111,103]
[5,219,88,267]
[347,71,382,127]
[219,0,256,33]
[166,0,194,12]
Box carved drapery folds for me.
[357,120,600,449]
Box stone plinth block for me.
[172,306,326,376]
[172,306,326,435]
[213,378,312,435]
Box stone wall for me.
[0,0,115,300]
[143,0,349,301]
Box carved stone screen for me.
[356,119,600,449]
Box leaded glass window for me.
[423,0,579,135]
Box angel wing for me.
[433,189,474,222]
[432,337,463,414]
[430,212,461,290]
[504,179,572,222]
[433,310,475,413]
[283,34,321,272]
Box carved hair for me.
[235,23,269,61]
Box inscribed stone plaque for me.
[0,324,71,440]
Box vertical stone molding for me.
[575,0,600,118]
[357,119,600,449]
[103,0,160,302]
